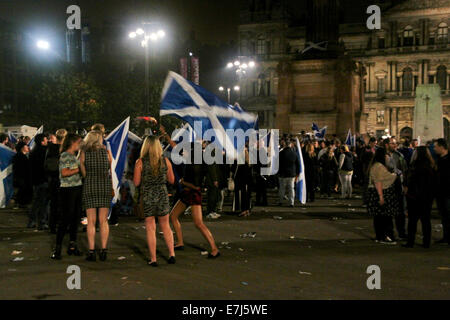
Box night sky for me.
[0,0,242,44]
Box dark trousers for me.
[394,178,406,237]
[56,186,82,246]
[29,182,49,226]
[437,197,450,242]
[48,177,61,232]
[255,176,267,206]
[321,171,334,197]
[373,215,394,241]
[234,181,251,212]
[407,198,432,247]
[206,185,220,214]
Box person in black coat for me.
[319,147,338,198]
[304,143,319,202]
[278,140,300,207]
[12,142,33,207]
[28,134,49,229]
[403,147,437,248]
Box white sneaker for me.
[207,212,221,219]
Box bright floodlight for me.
[149,33,158,41]
[234,60,240,66]
[129,32,137,38]
[234,86,240,91]
[227,62,233,68]
[241,63,248,69]
[248,61,255,68]
[36,40,50,50]
[157,30,165,38]
[219,86,224,91]
[136,28,144,35]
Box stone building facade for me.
[237,0,450,141]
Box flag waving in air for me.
[28,125,43,150]
[0,144,15,208]
[105,117,130,207]
[295,138,307,205]
[160,71,258,159]
[312,123,327,140]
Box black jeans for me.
[394,178,406,237]
[206,185,220,214]
[48,176,61,232]
[321,171,334,197]
[437,197,450,242]
[373,215,394,241]
[29,182,49,226]
[406,198,432,247]
[255,175,267,206]
[56,186,82,246]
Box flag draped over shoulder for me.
[0,144,15,208]
[28,126,43,150]
[160,71,258,158]
[295,138,307,205]
[105,117,130,206]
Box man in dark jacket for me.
[278,139,300,207]
[434,138,450,245]
[28,134,49,229]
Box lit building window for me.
[377,110,385,124]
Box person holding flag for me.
[80,131,113,262]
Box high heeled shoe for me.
[147,260,158,267]
[67,243,82,256]
[207,252,221,259]
[168,256,176,264]
[99,249,108,261]
[86,250,96,262]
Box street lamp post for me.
[129,25,165,116]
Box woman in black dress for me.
[80,131,113,262]
[402,147,437,248]
[170,142,220,258]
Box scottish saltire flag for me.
[295,138,307,204]
[7,132,17,145]
[267,129,279,176]
[345,129,352,146]
[105,117,130,207]
[28,125,43,150]
[312,123,327,140]
[160,71,258,159]
[0,144,15,208]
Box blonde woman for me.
[134,136,176,266]
[80,131,113,262]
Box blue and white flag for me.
[105,117,130,206]
[312,123,327,140]
[295,138,307,204]
[7,132,17,145]
[0,144,15,208]
[345,129,352,146]
[267,129,279,176]
[160,71,258,159]
[28,126,44,150]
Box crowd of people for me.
[1,126,448,267]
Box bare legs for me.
[86,207,109,250]
[170,200,187,248]
[170,200,219,255]
[146,215,175,263]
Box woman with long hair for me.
[51,133,83,260]
[319,146,338,198]
[402,146,437,248]
[304,143,318,202]
[134,136,176,266]
[170,142,220,258]
[80,131,113,262]
[366,147,399,244]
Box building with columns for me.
[236,0,450,141]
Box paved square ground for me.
[1,196,449,300]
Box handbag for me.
[227,166,239,192]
